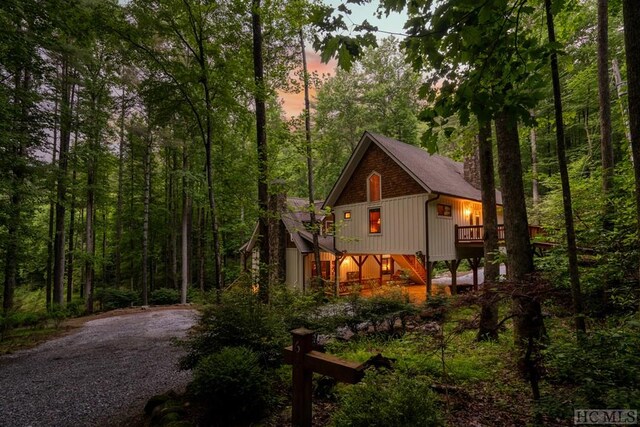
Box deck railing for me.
[455,224,543,244]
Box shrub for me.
[48,306,67,328]
[95,288,141,310]
[331,372,443,427]
[179,286,288,370]
[360,290,417,333]
[544,319,640,413]
[150,288,181,305]
[190,346,270,424]
[66,297,86,317]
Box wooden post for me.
[446,260,460,295]
[426,261,435,297]
[284,329,366,427]
[291,328,314,427]
[469,257,481,291]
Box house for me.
[323,131,506,297]
[240,197,337,292]
[243,131,539,297]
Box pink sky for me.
[279,50,336,118]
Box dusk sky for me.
[280,1,407,117]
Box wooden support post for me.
[284,329,365,427]
[446,260,460,295]
[426,261,436,298]
[291,328,314,427]
[469,257,481,292]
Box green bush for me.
[48,306,67,328]
[545,319,640,413]
[360,290,417,333]
[179,285,288,370]
[95,288,141,310]
[190,346,270,424]
[331,372,443,427]
[66,297,86,317]
[150,288,181,305]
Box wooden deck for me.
[455,224,543,245]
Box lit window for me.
[437,203,452,217]
[344,211,351,220]
[369,208,381,234]
[381,255,393,274]
[368,173,381,202]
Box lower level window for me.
[369,208,381,234]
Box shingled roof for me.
[323,131,503,207]
[240,197,336,254]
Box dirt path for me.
[0,308,198,427]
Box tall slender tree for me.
[545,0,586,336]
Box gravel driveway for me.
[0,308,198,427]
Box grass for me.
[0,325,74,355]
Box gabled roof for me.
[240,197,336,254]
[323,131,502,207]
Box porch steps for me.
[394,255,427,287]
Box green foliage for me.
[189,346,271,424]
[95,288,141,310]
[544,320,640,413]
[179,285,288,370]
[331,372,443,427]
[149,288,180,305]
[66,297,87,317]
[48,306,68,328]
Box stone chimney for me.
[463,146,482,190]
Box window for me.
[437,203,452,217]
[381,255,393,274]
[344,211,351,220]
[369,208,381,234]
[368,173,381,202]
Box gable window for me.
[344,211,351,220]
[437,203,452,218]
[369,208,381,234]
[368,172,381,202]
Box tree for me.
[598,0,615,213]
[477,121,500,341]
[300,29,323,289]
[252,0,270,301]
[622,0,640,254]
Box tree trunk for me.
[530,112,540,225]
[142,131,152,306]
[46,93,59,310]
[53,62,75,307]
[181,141,189,304]
[67,126,79,303]
[253,0,270,302]
[300,29,323,291]
[495,107,545,409]
[115,86,126,288]
[622,0,640,265]
[198,206,205,292]
[477,120,500,341]
[3,69,28,314]
[84,157,95,313]
[598,0,615,228]
[545,0,587,336]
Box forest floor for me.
[0,307,197,427]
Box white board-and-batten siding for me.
[334,194,501,262]
[285,248,304,290]
[334,194,430,255]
